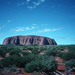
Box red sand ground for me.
[61,49,68,52]
[55,49,69,74]
[5,53,9,57]
[0,56,3,59]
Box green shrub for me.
[21,51,31,56]
[62,50,75,61]
[39,47,45,52]
[0,55,21,67]
[27,47,33,50]
[24,56,57,73]
[6,47,15,52]
[19,54,37,67]
[65,59,75,69]
[0,47,7,57]
[9,49,21,56]
[45,50,57,56]
[31,48,40,54]
[57,52,64,57]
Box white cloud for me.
[42,24,47,26]
[32,2,41,6]
[10,27,25,32]
[0,27,1,30]
[25,27,30,30]
[25,26,35,30]
[32,26,35,29]
[26,0,30,2]
[37,28,61,33]
[27,6,33,9]
[32,0,45,8]
[8,20,10,22]
[52,28,61,31]
[41,0,45,2]
[15,28,24,32]
[11,26,36,32]
[32,24,36,25]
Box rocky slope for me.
[2,35,57,45]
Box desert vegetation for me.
[0,44,75,75]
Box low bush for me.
[19,54,37,67]
[62,50,75,61]
[65,59,75,69]
[27,47,33,50]
[57,52,64,57]
[6,47,15,52]
[31,48,40,54]
[0,47,7,57]
[0,55,21,67]
[45,50,57,56]
[24,56,57,73]
[39,47,46,52]
[9,48,22,56]
[21,51,31,56]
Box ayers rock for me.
[2,35,57,45]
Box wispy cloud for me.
[10,26,35,32]
[56,37,75,39]
[41,0,45,2]
[25,27,30,30]
[27,6,33,9]
[15,27,25,32]
[42,24,47,26]
[25,26,35,30]
[26,0,30,2]
[29,0,46,9]
[37,28,61,33]
[0,33,3,35]
[8,20,10,22]
[10,27,25,32]
[32,2,41,6]
[32,24,36,25]
[0,27,1,30]
[17,2,25,6]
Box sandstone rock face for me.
[2,35,57,45]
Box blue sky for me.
[0,0,75,45]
